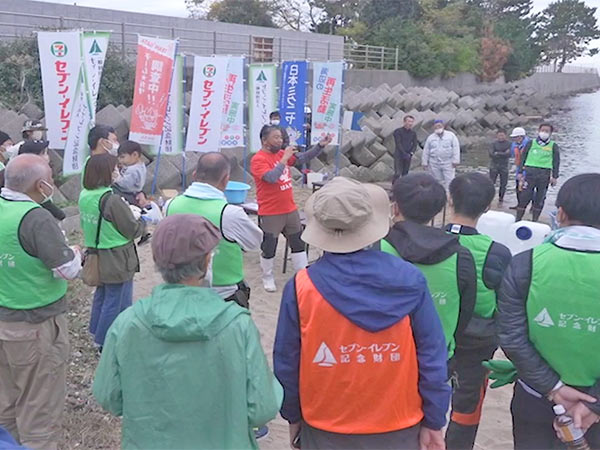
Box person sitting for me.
[274,177,451,450]
[381,173,476,360]
[78,154,146,351]
[93,214,282,449]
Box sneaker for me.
[509,205,518,210]
[263,277,277,293]
[254,426,269,440]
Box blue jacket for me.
[511,136,531,174]
[273,249,451,430]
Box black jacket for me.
[488,140,511,167]
[393,127,418,170]
[519,138,560,179]
[498,246,600,415]
[385,221,477,337]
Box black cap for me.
[0,131,10,146]
[19,140,49,156]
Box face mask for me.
[270,120,280,126]
[32,131,43,140]
[435,128,444,135]
[39,180,54,204]
[105,141,119,156]
[538,131,550,141]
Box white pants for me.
[429,162,455,190]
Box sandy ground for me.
[62,182,517,449]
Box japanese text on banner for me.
[220,57,245,149]
[248,64,277,153]
[129,35,177,146]
[279,61,308,147]
[310,62,344,145]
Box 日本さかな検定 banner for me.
[310,62,344,145]
[279,61,308,147]
[186,55,228,153]
[38,31,83,149]
[129,35,177,146]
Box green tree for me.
[537,0,600,72]
[0,38,42,111]
[206,0,276,27]
[97,46,136,110]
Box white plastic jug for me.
[306,172,324,189]
[505,221,551,255]
[476,211,515,246]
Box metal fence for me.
[343,43,401,70]
[535,64,598,74]
[0,10,343,63]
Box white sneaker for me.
[263,277,277,293]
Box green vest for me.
[524,140,554,169]
[79,187,131,249]
[167,195,244,287]
[381,239,460,358]
[0,198,68,309]
[456,234,496,319]
[526,243,600,387]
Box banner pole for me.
[243,57,248,184]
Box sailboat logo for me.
[534,308,555,327]
[313,342,337,367]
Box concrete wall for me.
[345,69,600,97]
[0,0,344,62]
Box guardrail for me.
[535,65,598,74]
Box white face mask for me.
[538,131,551,141]
[32,131,44,140]
[106,141,119,156]
[435,128,444,135]
[39,180,54,204]
[270,120,280,126]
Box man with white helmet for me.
[509,127,530,209]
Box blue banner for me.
[279,60,308,147]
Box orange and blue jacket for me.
[273,249,451,433]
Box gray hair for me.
[5,154,49,192]
[156,257,209,284]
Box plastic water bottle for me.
[553,405,591,450]
[157,196,165,209]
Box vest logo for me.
[313,342,337,367]
[534,308,555,327]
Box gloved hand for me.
[129,204,142,220]
[482,359,518,389]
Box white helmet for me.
[510,127,526,138]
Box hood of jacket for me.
[307,249,427,333]
[133,283,248,342]
[386,221,461,265]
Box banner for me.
[279,61,308,147]
[220,57,245,148]
[38,31,82,149]
[149,54,184,155]
[129,35,177,146]
[311,62,344,145]
[248,64,277,153]
[186,56,228,152]
[63,32,110,175]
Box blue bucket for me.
[225,181,251,204]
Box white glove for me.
[129,204,142,220]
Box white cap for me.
[510,127,526,138]
[553,404,566,415]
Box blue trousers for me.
[89,280,133,346]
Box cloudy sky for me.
[40,0,600,66]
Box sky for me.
[38,0,600,66]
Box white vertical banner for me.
[310,61,344,145]
[37,31,82,149]
[62,32,110,175]
[248,64,277,153]
[220,56,245,148]
[149,54,185,155]
[186,55,228,153]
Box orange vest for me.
[296,269,424,434]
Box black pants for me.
[512,382,600,449]
[490,165,509,200]
[393,155,412,182]
[446,338,498,450]
[517,167,551,222]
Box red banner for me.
[129,36,177,146]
